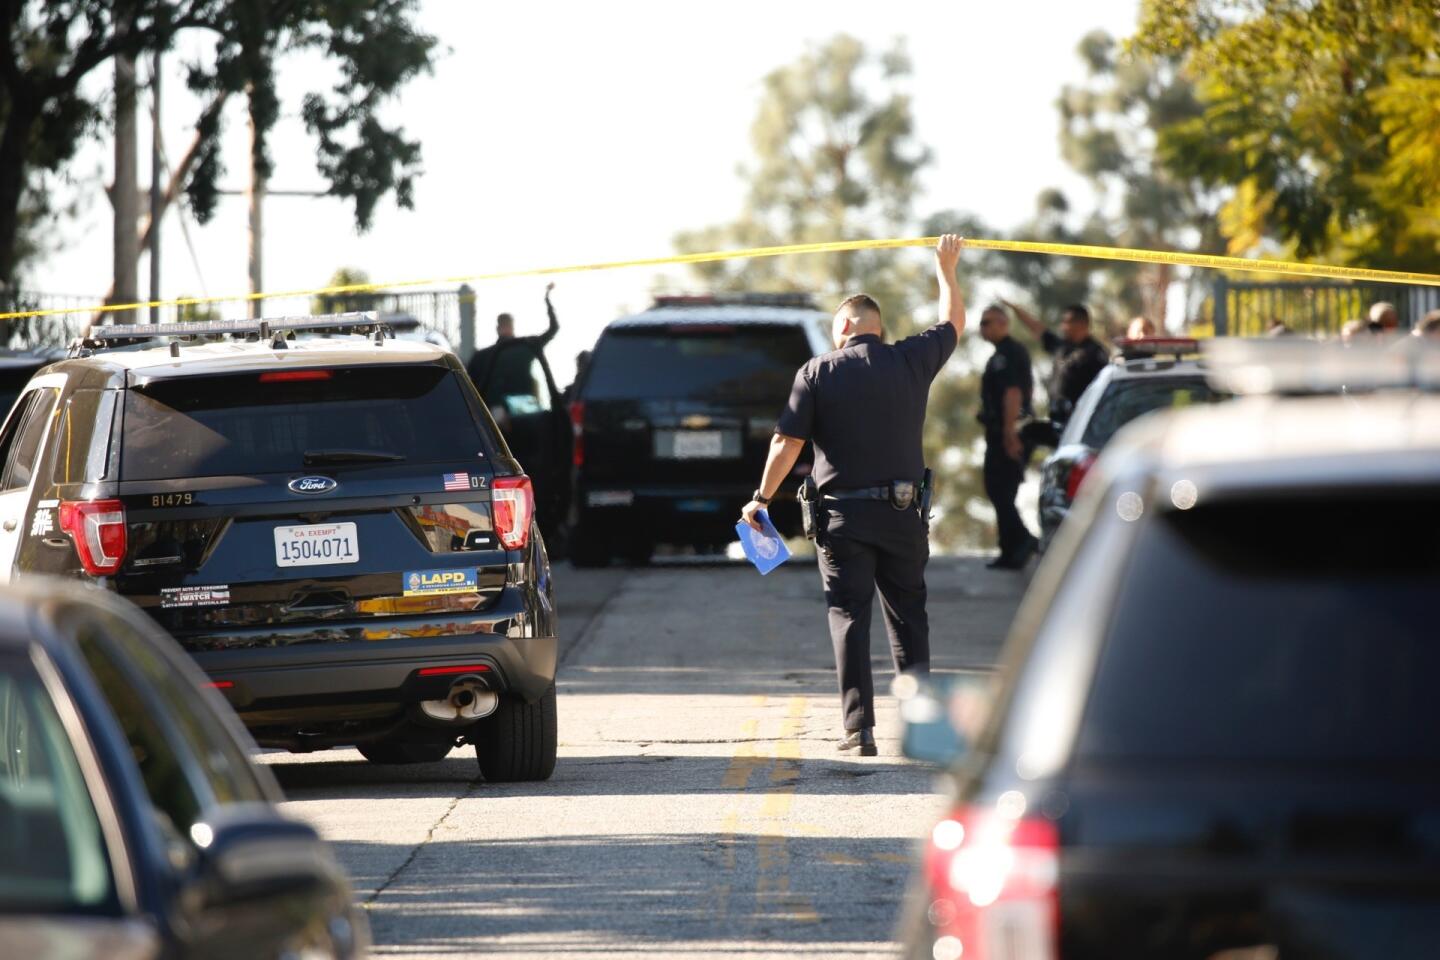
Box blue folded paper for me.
[736,509,791,575]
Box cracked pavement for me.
[262,557,1026,958]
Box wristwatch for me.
[752,489,771,505]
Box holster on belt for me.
[798,476,822,542]
[919,468,934,525]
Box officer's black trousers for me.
[983,436,1032,558]
[816,500,931,732]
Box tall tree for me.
[1055,30,1225,325]
[1131,0,1440,269]
[0,0,437,289]
[674,35,932,318]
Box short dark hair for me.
[496,313,514,325]
[837,293,882,322]
[1062,304,1091,326]
[1420,309,1440,335]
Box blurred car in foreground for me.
[568,293,828,566]
[1035,338,1227,550]
[0,578,365,960]
[898,339,1440,960]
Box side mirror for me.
[188,805,338,907]
[894,674,995,766]
[1020,419,1061,451]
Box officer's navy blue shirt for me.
[978,335,1035,436]
[776,325,957,491]
[1040,329,1108,411]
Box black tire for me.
[357,741,453,764]
[475,684,557,782]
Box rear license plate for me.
[274,522,359,567]
[672,430,724,459]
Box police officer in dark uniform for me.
[977,305,1038,570]
[1002,298,1109,423]
[741,235,967,757]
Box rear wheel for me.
[357,741,453,764]
[474,684,557,782]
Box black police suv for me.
[467,336,573,556]
[0,315,557,780]
[1036,338,1225,550]
[569,293,828,565]
[0,577,365,960]
[899,350,1440,960]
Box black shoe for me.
[838,728,877,757]
[988,536,1039,570]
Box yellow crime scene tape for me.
[4,236,1439,322]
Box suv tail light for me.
[59,500,128,576]
[568,401,585,468]
[923,806,1059,960]
[492,476,534,550]
[1064,451,1097,502]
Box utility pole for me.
[112,45,139,323]
[246,104,265,319]
[149,51,162,323]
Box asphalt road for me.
[263,555,1028,959]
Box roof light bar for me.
[69,312,391,356]
[1116,337,1201,360]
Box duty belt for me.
[823,485,908,501]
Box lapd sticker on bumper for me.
[404,569,479,596]
[161,585,231,609]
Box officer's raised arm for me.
[936,234,967,335]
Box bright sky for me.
[31,0,1140,384]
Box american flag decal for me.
[442,472,470,492]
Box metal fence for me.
[1212,277,1434,337]
[0,286,474,358]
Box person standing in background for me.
[977,305,1038,570]
[1000,299,1109,424]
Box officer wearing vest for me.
[741,235,967,756]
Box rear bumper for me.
[183,585,557,716]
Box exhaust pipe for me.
[419,676,499,723]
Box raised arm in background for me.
[935,235,966,336]
[538,282,560,347]
[1000,297,1046,341]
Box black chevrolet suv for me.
[0,315,557,780]
[569,293,828,565]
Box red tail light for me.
[923,805,1059,960]
[417,664,493,677]
[568,401,585,468]
[491,476,534,550]
[59,500,127,576]
[1064,451,1097,502]
[259,369,332,383]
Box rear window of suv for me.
[1077,493,1440,764]
[584,325,813,402]
[120,365,486,480]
